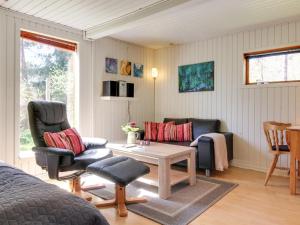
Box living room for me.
[0,1,300,225]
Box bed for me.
[0,162,109,225]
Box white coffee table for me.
[106,142,196,199]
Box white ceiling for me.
[1,0,300,49]
[111,0,300,48]
[0,0,162,29]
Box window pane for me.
[247,49,300,84]
[20,38,76,151]
[287,53,300,81]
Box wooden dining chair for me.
[263,121,291,186]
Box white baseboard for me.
[231,159,289,177]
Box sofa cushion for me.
[176,122,192,142]
[144,121,158,141]
[157,121,175,142]
[188,118,220,140]
[163,118,188,125]
[157,123,166,142]
[164,123,177,141]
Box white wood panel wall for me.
[92,38,155,141]
[1,7,299,176]
[154,19,300,173]
[0,8,93,175]
[0,8,154,176]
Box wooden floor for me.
[51,167,300,225]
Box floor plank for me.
[48,166,300,225]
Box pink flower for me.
[129,122,136,127]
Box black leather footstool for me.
[87,156,150,217]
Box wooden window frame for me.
[244,45,300,85]
[20,30,77,52]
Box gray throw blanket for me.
[0,162,109,225]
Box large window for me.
[244,46,300,84]
[20,31,78,151]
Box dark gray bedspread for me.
[0,162,109,225]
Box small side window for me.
[244,46,300,84]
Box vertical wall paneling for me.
[6,15,16,165]
[0,8,300,175]
[0,13,7,165]
[92,38,155,142]
[154,18,300,172]
[0,8,93,175]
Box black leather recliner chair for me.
[28,101,112,189]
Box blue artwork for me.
[178,61,214,92]
[105,57,118,74]
[133,63,144,78]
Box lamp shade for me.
[151,68,158,79]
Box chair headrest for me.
[28,100,68,124]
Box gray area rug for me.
[89,176,237,225]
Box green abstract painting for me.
[178,61,214,92]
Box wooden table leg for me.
[297,160,300,177]
[188,151,196,186]
[158,158,171,199]
[289,130,299,195]
[290,151,297,195]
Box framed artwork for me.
[178,61,214,92]
[120,60,131,76]
[133,63,144,78]
[105,57,118,74]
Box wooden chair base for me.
[95,184,147,217]
[74,191,93,201]
[69,176,105,202]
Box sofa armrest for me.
[82,137,108,149]
[32,146,74,157]
[220,132,233,161]
[197,136,215,170]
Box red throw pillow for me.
[44,131,71,150]
[144,122,158,141]
[164,123,177,141]
[176,122,192,142]
[157,121,175,142]
[44,128,85,155]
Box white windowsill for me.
[100,96,137,101]
[19,150,35,159]
[240,81,300,89]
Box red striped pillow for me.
[144,122,158,141]
[157,121,175,142]
[176,122,192,142]
[44,132,71,150]
[164,123,177,141]
[44,128,85,155]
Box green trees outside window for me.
[20,38,76,151]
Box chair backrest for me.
[28,101,70,147]
[263,121,291,152]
